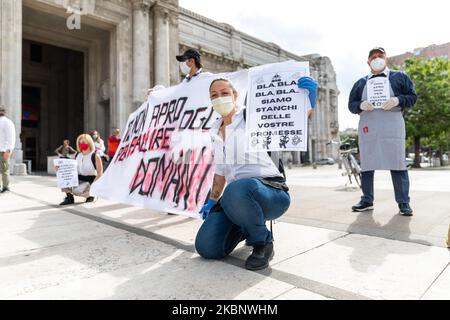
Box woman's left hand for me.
[298,76,318,108]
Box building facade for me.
[388,42,450,67]
[0,0,339,172]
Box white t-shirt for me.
[94,139,106,157]
[0,116,16,152]
[182,69,213,83]
[76,152,97,177]
[210,109,282,183]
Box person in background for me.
[58,134,103,205]
[0,105,16,194]
[107,128,121,160]
[54,139,77,159]
[91,130,108,163]
[176,48,212,83]
[348,47,417,216]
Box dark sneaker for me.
[60,194,74,206]
[85,197,95,203]
[1,187,10,194]
[352,201,374,212]
[245,242,274,271]
[399,203,413,216]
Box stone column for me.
[168,8,180,85]
[153,5,170,87]
[113,17,133,131]
[0,0,26,175]
[132,0,152,110]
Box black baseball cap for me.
[368,47,386,57]
[176,48,201,62]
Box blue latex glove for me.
[199,198,217,220]
[298,76,318,108]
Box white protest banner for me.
[53,158,79,188]
[246,60,309,152]
[367,76,391,108]
[90,70,248,218]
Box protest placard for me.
[246,61,309,152]
[367,76,391,108]
[90,70,248,218]
[53,158,79,189]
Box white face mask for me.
[370,57,386,72]
[179,61,191,75]
[211,96,234,116]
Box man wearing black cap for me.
[348,47,417,216]
[176,48,211,83]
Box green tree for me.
[401,57,450,167]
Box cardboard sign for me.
[53,158,79,188]
[246,61,309,152]
[367,77,391,108]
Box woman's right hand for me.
[199,198,217,220]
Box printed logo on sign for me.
[271,74,282,83]
[262,136,272,149]
[279,135,289,149]
[292,135,301,146]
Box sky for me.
[179,0,449,129]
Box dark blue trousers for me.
[361,170,410,204]
[195,178,290,259]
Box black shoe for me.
[1,187,10,194]
[352,201,374,212]
[399,203,413,216]
[245,242,274,271]
[60,194,74,206]
[85,197,95,203]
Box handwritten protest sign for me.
[246,61,310,152]
[90,70,248,218]
[367,76,391,108]
[53,159,79,188]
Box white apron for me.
[358,75,407,172]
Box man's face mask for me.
[370,57,386,72]
[211,96,234,116]
[179,61,191,75]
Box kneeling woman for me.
[195,77,317,271]
[59,134,103,205]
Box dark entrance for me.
[22,39,85,171]
[21,86,41,171]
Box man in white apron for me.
[348,47,417,216]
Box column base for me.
[13,163,28,176]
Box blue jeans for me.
[361,170,410,204]
[195,178,291,259]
